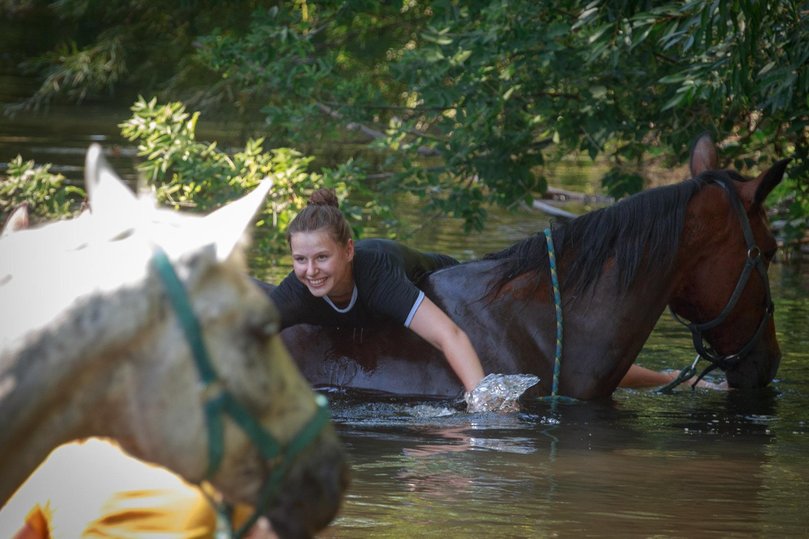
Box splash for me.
[465,373,540,413]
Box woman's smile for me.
[306,276,328,289]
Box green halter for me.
[150,248,331,538]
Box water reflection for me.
[327,390,809,537]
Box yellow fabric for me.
[1,439,217,539]
[24,505,49,537]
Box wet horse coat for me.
[0,146,348,538]
[279,135,787,400]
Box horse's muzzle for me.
[267,429,350,539]
[724,331,781,389]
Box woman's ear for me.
[346,238,355,262]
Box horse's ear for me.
[200,178,273,261]
[689,132,719,177]
[84,144,138,217]
[752,158,790,205]
[2,203,29,237]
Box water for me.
[2,94,808,537]
[322,262,809,536]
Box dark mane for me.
[484,171,743,296]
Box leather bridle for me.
[670,175,774,382]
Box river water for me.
[1,96,808,537]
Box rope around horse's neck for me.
[544,228,563,397]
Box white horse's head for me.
[0,145,348,538]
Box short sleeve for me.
[354,249,422,326]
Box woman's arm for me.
[408,295,718,393]
[620,364,727,390]
[408,297,485,392]
[619,364,679,388]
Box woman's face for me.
[290,229,354,300]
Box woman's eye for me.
[318,255,328,261]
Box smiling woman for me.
[254,188,497,408]
[256,186,721,406]
[270,135,788,401]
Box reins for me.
[661,176,774,391]
[150,248,331,538]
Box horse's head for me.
[86,148,351,538]
[144,249,349,538]
[0,146,348,537]
[670,133,788,389]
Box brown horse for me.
[0,146,348,538]
[277,134,788,400]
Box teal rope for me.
[233,394,332,538]
[151,249,218,385]
[151,249,226,476]
[544,228,563,397]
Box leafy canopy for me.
[4,1,807,248]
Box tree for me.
[3,1,807,248]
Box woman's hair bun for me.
[307,188,339,208]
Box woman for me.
[263,189,720,406]
[266,189,488,408]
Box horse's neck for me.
[557,254,679,395]
[450,255,678,397]
[0,277,161,504]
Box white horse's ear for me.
[2,203,29,237]
[201,178,273,261]
[85,144,139,218]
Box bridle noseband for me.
[670,176,774,384]
[151,248,331,538]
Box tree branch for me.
[315,102,440,156]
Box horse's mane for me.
[484,170,743,296]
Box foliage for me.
[601,168,644,200]
[4,1,808,248]
[0,156,84,224]
[576,0,808,248]
[119,97,394,255]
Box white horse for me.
[0,145,348,538]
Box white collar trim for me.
[323,285,358,313]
